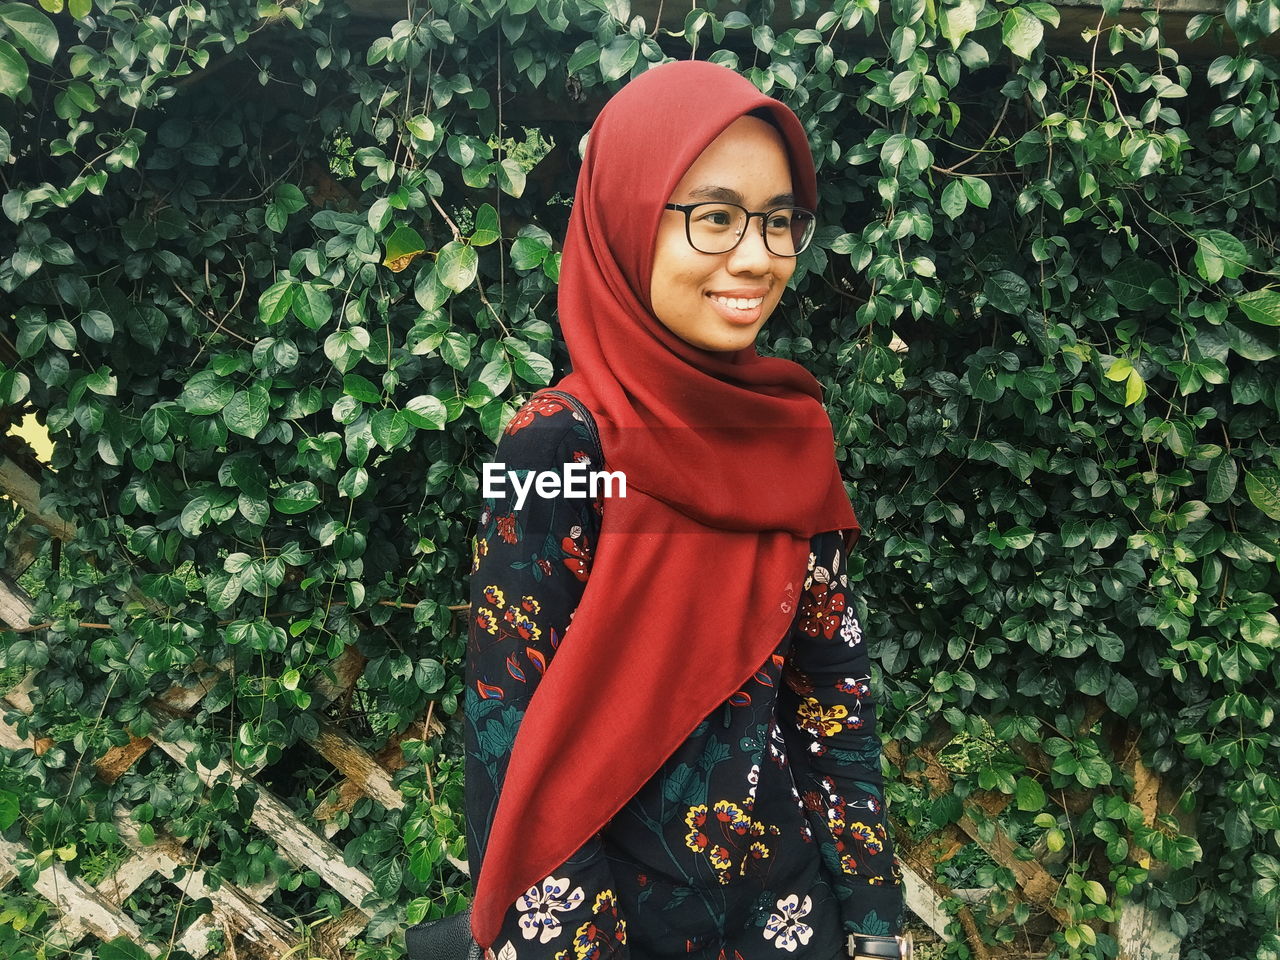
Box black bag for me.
[404,909,483,960]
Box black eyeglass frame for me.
[662,201,817,258]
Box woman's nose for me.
[726,222,773,274]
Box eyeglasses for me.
[663,202,817,257]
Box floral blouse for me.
[465,396,902,960]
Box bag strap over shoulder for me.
[537,389,604,467]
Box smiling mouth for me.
[709,295,765,311]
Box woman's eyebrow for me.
[687,185,797,207]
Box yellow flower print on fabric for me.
[483,585,505,608]
[683,800,773,885]
[796,697,848,738]
[849,821,885,855]
[474,607,499,635]
[684,804,709,853]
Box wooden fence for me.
[0,442,1182,959]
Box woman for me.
[465,60,906,959]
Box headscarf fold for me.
[471,60,858,946]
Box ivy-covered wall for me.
[2,0,1279,957]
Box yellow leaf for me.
[1125,368,1147,406]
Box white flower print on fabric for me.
[497,943,518,960]
[517,875,585,943]
[839,607,863,648]
[764,894,814,951]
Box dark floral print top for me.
[466,397,902,960]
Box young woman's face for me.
[649,115,798,354]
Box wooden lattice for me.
[0,453,452,959]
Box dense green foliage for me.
[2,0,1280,957]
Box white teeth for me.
[711,295,764,310]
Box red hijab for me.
[471,60,858,945]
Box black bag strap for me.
[538,389,604,467]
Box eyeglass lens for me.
[684,203,815,256]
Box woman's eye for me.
[697,211,734,228]
[766,214,793,231]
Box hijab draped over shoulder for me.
[471,60,858,946]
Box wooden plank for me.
[886,740,1069,927]
[41,847,168,949]
[899,860,953,941]
[111,818,297,959]
[1113,755,1183,960]
[310,720,405,811]
[150,735,376,910]
[0,453,76,542]
[1115,906,1182,960]
[2,516,41,579]
[0,836,162,956]
[0,571,34,627]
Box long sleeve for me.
[781,537,904,937]
[465,399,629,958]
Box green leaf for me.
[80,309,114,342]
[439,331,471,369]
[496,159,526,199]
[0,369,28,404]
[961,176,991,207]
[222,385,271,438]
[342,373,382,403]
[509,346,553,386]
[478,357,512,395]
[599,35,639,82]
[273,481,321,515]
[0,788,18,829]
[181,372,234,415]
[179,495,211,537]
[983,270,1030,315]
[406,115,435,141]
[1194,229,1249,283]
[259,280,294,325]
[1244,468,1280,521]
[436,241,478,292]
[471,203,500,246]
[940,0,978,47]
[1206,455,1238,504]
[1015,776,1046,812]
[888,71,919,106]
[83,366,117,396]
[940,179,967,219]
[1104,260,1157,309]
[371,408,408,448]
[566,41,600,76]
[402,394,447,429]
[0,38,29,99]
[1002,6,1043,60]
[292,283,332,329]
[511,236,550,271]
[1106,674,1139,717]
[1236,289,1280,326]
[384,225,427,272]
[99,937,150,960]
[0,3,59,65]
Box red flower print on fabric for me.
[505,394,568,436]
[561,525,593,581]
[798,582,846,639]
[495,514,518,545]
